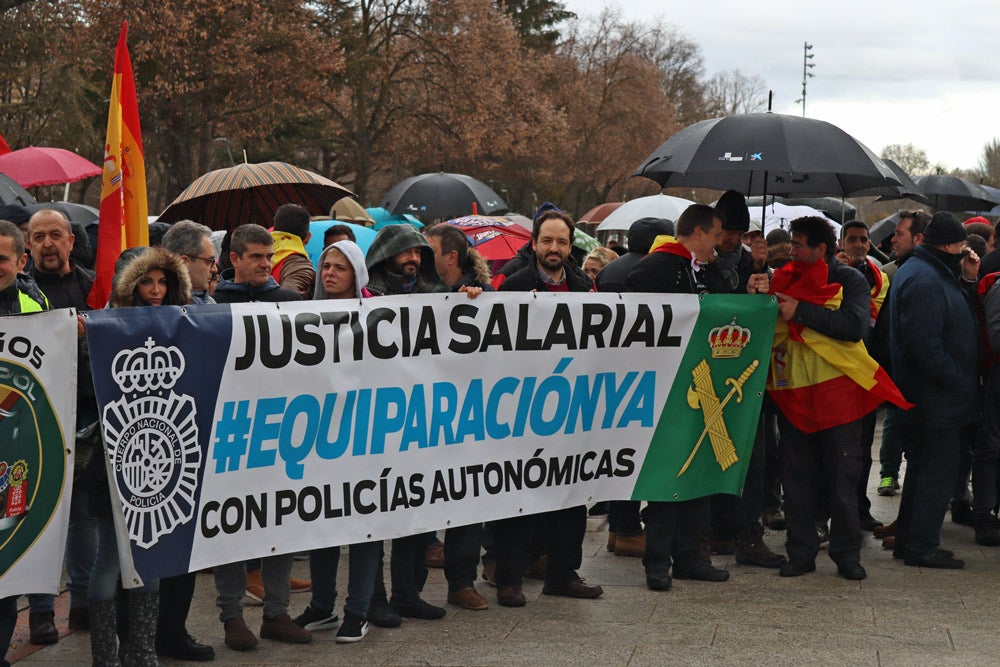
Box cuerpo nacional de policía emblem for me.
[102,337,200,549]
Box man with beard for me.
[491,210,604,607]
[713,190,768,294]
[363,225,448,626]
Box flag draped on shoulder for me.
[88,21,148,309]
[766,259,911,433]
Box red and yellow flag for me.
[767,259,911,433]
[87,21,148,309]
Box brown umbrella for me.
[328,196,374,225]
[578,202,623,224]
[158,161,353,231]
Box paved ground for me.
[10,452,1000,666]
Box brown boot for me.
[613,533,645,557]
[873,519,896,539]
[607,531,616,552]
[261,613,312,644]
[224,617,259,651]
[735,525,786,568]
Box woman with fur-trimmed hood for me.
[110,246,192,308]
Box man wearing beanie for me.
[888,211,980,568]
[713,190,768,294]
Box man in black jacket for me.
[626,204,733,591]
[491,210,603,607]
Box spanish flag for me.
[87,21,148,309]
[767,259,910,433]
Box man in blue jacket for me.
[889,212,980,568]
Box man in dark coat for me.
[365,224,447,295]
[492,210,603,607]
[889,212,980,568]
[213,224,301,303]
[626,204,733,591]
[594,217,673,293]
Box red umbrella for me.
[0,146,102,187]
[578,202,623,224]
[445,215,532,260]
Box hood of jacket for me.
[365,224,445,293]
[111,247,192,308]
[314,240,369,299]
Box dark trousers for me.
[0,595,16,667]
[895,423,964,558]
[856,410,877,515]
[443,523,483,591]
[761,395,783,512]
[642,498,709,576]
[490,505,586,587]
[879,406,903,479]
[157,572,196,644]
[974,367,1000,514]
[779,413,863,566]
[388,533,431,603]
[711,410,768,539]
[609,501,643,536]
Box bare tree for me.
[704,69,767,116]
[881,143,931,177]
[979,138,1000,186]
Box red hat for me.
[964,215,991,226]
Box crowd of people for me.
[0,193,996,666]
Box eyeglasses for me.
[191,255,216,267]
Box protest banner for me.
[85,292,776,585]
[0,310,77,598]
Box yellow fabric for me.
[647,234,678,252]
[17,290,45,313]
[271,231,309,268]
[767,286,881,392]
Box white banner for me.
[0,309,77,598]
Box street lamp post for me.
[794,42,814,117]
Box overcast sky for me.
[562,0,1000,172]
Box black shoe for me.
[951,500,975,527]
[28,611,58,645]
[367,600,402,628]
[859,513,883,532]
[904,552,965,569]
[672,561,730,582]
[646,573,672,591]
[156,633,215,661]
[390,597,446,620]
[335,612,369,643]
[778,560,816,577]
[836,562,867,581]
[974,513,1000,546]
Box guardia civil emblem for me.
[677,318,759,477]
[102,338,200,549]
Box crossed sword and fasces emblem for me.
[677,358,759,478]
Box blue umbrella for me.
[366,206,424,230]
[306,220,377,268]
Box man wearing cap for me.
[889,212,980,568]
[713,190,769,294]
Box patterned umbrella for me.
[158,162,354,231]
[445,215,531,260]
[0,146,101,187]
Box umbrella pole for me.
[63,183,70,201]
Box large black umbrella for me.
[916,175,999,213]
[381,172,508,222]
[0,172,37,207]
[634,112,900,197]
[861,159,930,205]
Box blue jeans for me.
[307,541,379,618]
[29,479,98,613]
[89,515,157,601]
[214,555,292,622]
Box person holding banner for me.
[86,246,192,667]
[626,204,732,591]
[292,240,381,643]
[364,224,448,624]
[493,209,604,606]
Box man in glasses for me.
[162,220,217,304]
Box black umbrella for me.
[861,159,930,205]
[634,112,900,197]
[381,172,508,222]
[916,175,999,212]
[0,172,37,207]
[26,201,98,225]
